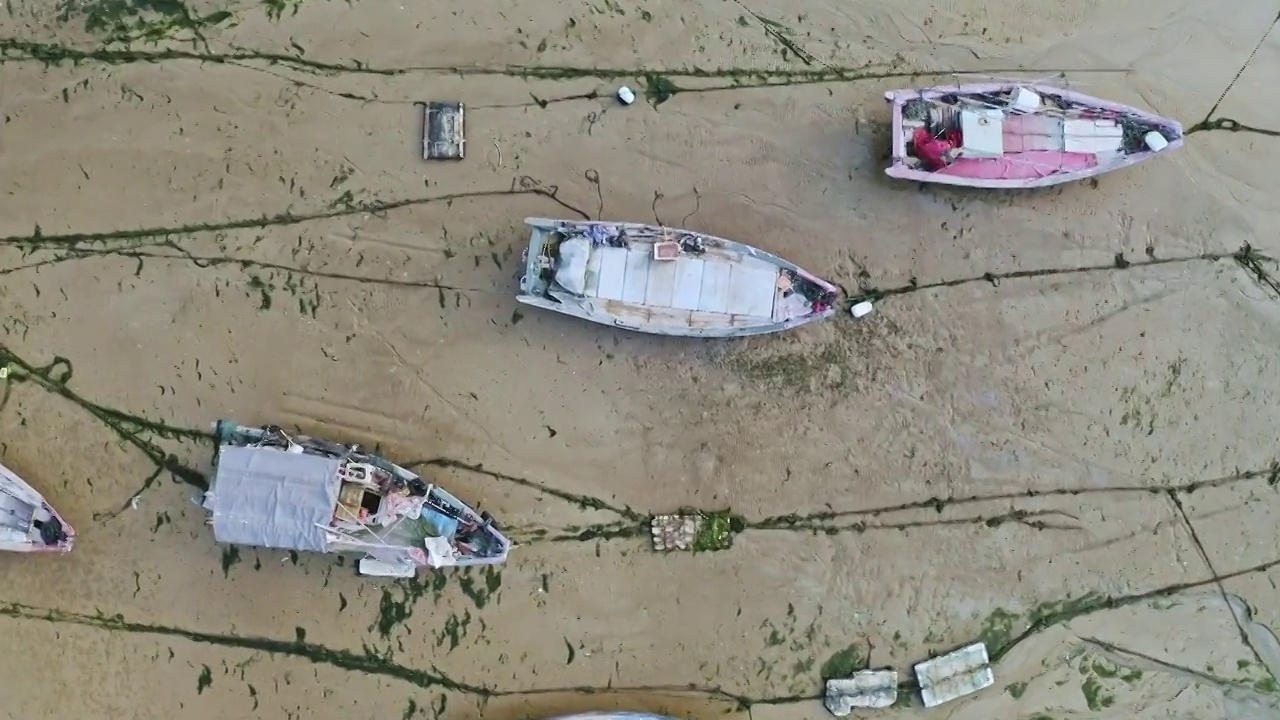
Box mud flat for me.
[2,0,1280,719]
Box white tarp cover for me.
[423,535,461,568]
[208,445,341,552]
[554,236,591,294]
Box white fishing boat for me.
[517,218,841,337]
[0,460,74,554]
[201,421,510,577]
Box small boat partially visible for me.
[547,707,686,712]
[517,218,840,337]
[201,421,511,577]
[0,460,73,553]
[884,82,1183,189]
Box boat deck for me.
[904,103,1123,180]
[582,244,786,324]
[0,490,35,532]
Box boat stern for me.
[883,91,910,173]
[518,218,556,299]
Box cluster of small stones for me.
[650,514,701,551]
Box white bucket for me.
[851,302,874,319]
[1143,131,1169,152]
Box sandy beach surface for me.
[2,0,1280,718]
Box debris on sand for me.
[824,669,899,715]
[650,510,742,552]
[422,101,465,160]
[650,514,697,551]
[914,641,995,707]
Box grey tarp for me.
[208,445,341,552]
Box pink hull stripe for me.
[937,152,1098,180]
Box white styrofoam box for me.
[915,642,995,708]
[960,108,1005,156]
[1009,86,1041,112]
[1094,118,1123,137]
[1064,118,1122,153]
[824,670,899,715]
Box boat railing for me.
[319,521,404,550]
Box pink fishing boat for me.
[0,460,74,553]
[884,82,1183,189]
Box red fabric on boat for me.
[913,127,961,171]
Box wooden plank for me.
[621,247,650,304]
[748,276,779,318]
[583,245,604,296]
[603,300,650,323]
[645,254,678,307]
[648,307,693,327]
[596,247,628,301]
[727,265,777,318]
[670,258,706,311]
[689,310,731,329]
[697,261,731,313]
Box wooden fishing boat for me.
[202,421,510,578]
[884,82,1183,188]
[517,218,840,337]
[0,460,73,554]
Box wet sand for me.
[2,0,1280,718]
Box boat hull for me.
[514,293,836,337]
[0,461,74,554]
[884,83,1184,189]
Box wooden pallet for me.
[422,101,465,160]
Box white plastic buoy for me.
[851,301,874,319]
[617,86,636,105]
[1143,131,1169,152]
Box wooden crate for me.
[422,101,465,160]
